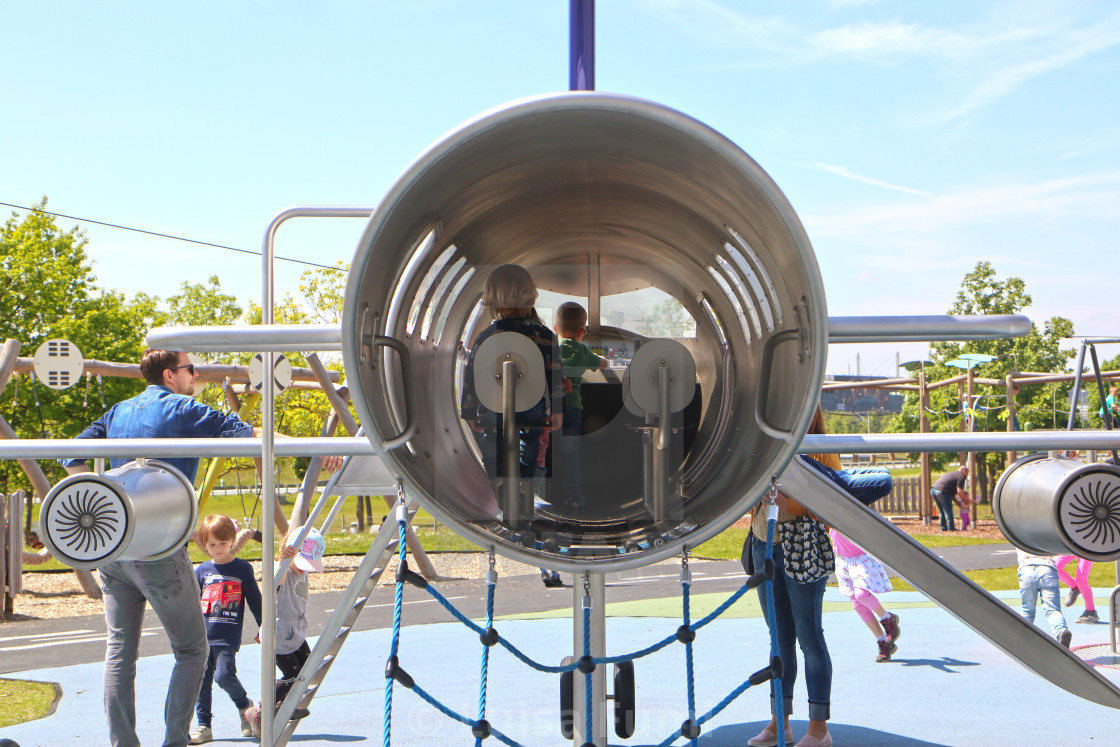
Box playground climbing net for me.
[380,489,789,747]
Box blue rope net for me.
[380,509,783,746]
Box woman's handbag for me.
[777,514,835,584]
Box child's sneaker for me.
[240,700,255,737]
[1076,610,1099,624]
[188,724,212,744]
[245,704,262,739]
[881,612,901,643]
[1058,629,1073,648]
[1064,587,1080,607]
[875,638,897,663]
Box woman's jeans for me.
[100,546,208,747]
[196,646,251,727]
[752,538,832,721]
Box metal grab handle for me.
[374,335,417,450]
[754,329,800,441]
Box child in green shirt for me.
[554,302,607,511]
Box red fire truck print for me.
[200,575,243,620]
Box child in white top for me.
[247,525,325,737]
[1016,550,1071,647]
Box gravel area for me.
[6,517,1007,623]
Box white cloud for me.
[814,163,932,196]
[812,21,976,57]
[808,172,1120,238]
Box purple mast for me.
[569,0,595,90]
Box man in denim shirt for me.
[60,348,260,747]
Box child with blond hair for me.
[191,515,262,744]
[460,264,565,488]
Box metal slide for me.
[778,457,1120,709]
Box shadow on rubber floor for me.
[632,721,950,746]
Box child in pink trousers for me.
[1057,555,1098,623]
[829,528,901,662]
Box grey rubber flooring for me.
[2,583,1118,746]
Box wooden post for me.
[305,354,438,579]
[965,366,975,521]
[1006,374,1018,465]
[1,491,7,620]
[919,370,932,525]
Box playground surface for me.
[2,580,1119,747]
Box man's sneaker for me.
[240,700,255,737]
[881,612,901,643]
[1058,629,1073,648]
[875,638,897,663]
[1064,587,1080,607]
[188,725,213,745]
[1076,610,1099,624]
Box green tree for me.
[0,200,163,493]
[167,276,242,327]
[888,262,1075,495]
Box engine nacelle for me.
[993,453,1120,561]
[39,460,198,570]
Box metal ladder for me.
[265,446,421,746]
[272,509,416,743]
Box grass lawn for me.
[0,678,59,728]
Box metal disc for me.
[32,339,84,390]
[472,331,547,413]
[248,352,292,392]
[624,339,696,415]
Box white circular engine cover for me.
[472,332,547,413]
[32,338,84,390]
[1057,470,1120,557]
[42,477,129,567]
[624,339,697,416]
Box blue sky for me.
[2,0,1118,376]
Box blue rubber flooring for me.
[3,588,1119,746]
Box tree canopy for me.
[888,261,1075,476]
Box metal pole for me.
[1068,342,1088,430]
[256,206,372,746]
[572,571,606,746]
[1086,344,1119,464]
[502,359,521,529]
[650,364,670,522]
[569,0,595,91]
[919,369,931,525]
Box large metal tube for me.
[342,92,829,572]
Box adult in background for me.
[931,465,969,532]
[60,348,341,747]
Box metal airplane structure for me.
[6,3,1120,746]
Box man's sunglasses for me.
[169,363,195,375]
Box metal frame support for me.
[572,572,607,746]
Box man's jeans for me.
[100,547,208,747]
[196,646,250,728]
[931,488,956,531]
[1018,564,1069,638]
[752,539,832,722]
